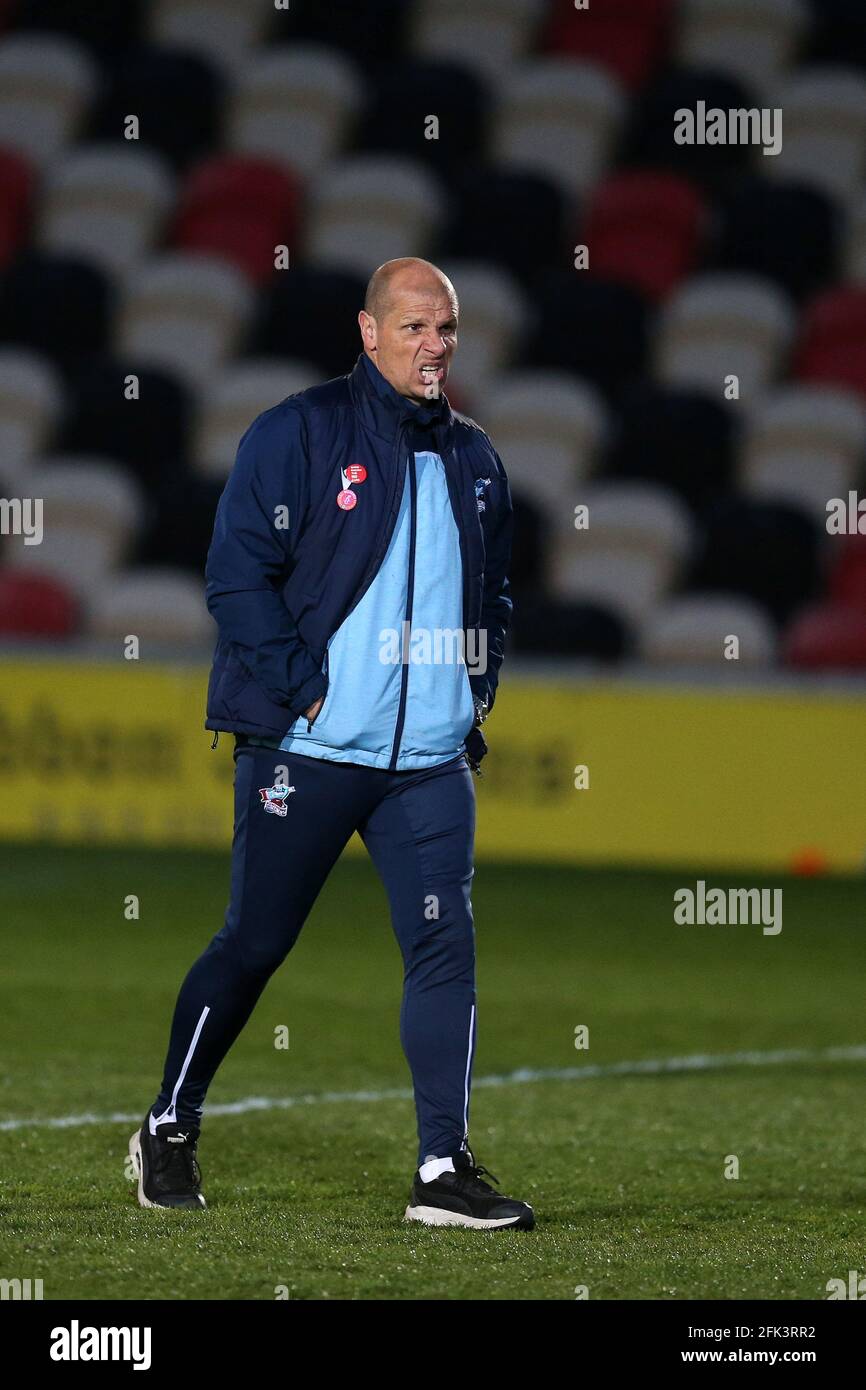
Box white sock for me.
[419,1155,456,1183]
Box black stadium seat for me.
[511,595,632,661]
[713,178,838,301]
[248,266,368,380]
[356,60,488,175]
[688,497,822,625]
[88,45,224,170]
[0,252,113,371]
[442,168,568,288]
[604,385,735,514]
[58,357,192,488]
[624,68,759,190]
[526,273,649,401]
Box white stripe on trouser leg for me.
[461,1003,476,1152]
[149,1005,211,1133]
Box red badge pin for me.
[345,464,367,484]
[337,489,357,510]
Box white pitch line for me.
[2,1044,864,1135]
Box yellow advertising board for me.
[0,660,863,874]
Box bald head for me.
[364,258,458,323]
[359,258,459,404]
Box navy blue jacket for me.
[204,352,513,742]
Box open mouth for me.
[419,363,445,382]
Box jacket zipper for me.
[387,450,417,770]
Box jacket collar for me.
[349,351,455,454]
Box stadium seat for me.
[0,147,33,271]
[603,385,735,513]
[508,494,545,593]
[247,266,367,379]
[690,497,821,623]
[676,0,808,96]
[227,45,362,179]
[149,0,271,74]
[433,263,528,401]
[442,169,567,288]
[10,457,143,598]
[135,476,226,576]
[543,0,673,90]
[625,69,758,189]
[0,253,114,370]
[408,0,543,86]
[0,348,63,484]
[117,253,254,391]
[845,188,866,283]
[357,60,488,176]
[475,370,606,524]
[37,143,175,279]
[741,385,865,521]
[273,0,408,68]
[793,287,866,398]
[305,156,445,278]
[85,566,213,643]
[549,482,692,625]
[0,33,96,167]
[827,535,866,608]
[173,155,300,286]
[582,171,708,301]
[528,273,649,399]
[57,357,192,487]
[714,178,837,301]
[192,358,322,480]
[807,0,866,70]
[511,594,631,661]
[0,568,78,637]
[784,601,866,669]
[641,593,777,667]
[492,58,626,199]
[766,67,866,204]
[12,0,145,61]
[655,273,795,401]
[89,45,224,171]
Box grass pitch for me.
[1,843,863,1300]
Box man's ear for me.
[358,309,377,353]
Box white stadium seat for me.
[149,0,272,74]
[740,385,866,521]
[305,156,445,278]
[641,593,777,667]
[0,350,64,485]
[550,483,693,625]
[117,254,254,392]
[11,457,143,599]
[85,567,213,644]
[37,144,175,280]
[436,262,528,401]
[408,0,544,87]
[192,358,323,480]
[766,67,866,204]
[228,45,363,178]
[0,34,96,167]
[656,273,795,402]
[676,0,807,98]
[475,371,607,526]
[492,58,625,199]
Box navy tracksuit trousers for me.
[152,739,478,1165]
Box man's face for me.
[359,282,458,403]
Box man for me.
[129,258,534,1230]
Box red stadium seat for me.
[173,155,301,286]
[583,171,707,301]
[828,535,866,608]
[784,601,866,670]
[544,0,673,89]
[793,287,866,400]
[0,568,77,636]
[0,146,33,270]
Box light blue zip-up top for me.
[254,449,475,770]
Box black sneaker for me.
[404,1150,534,1230]
[128,1109,206,1210]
